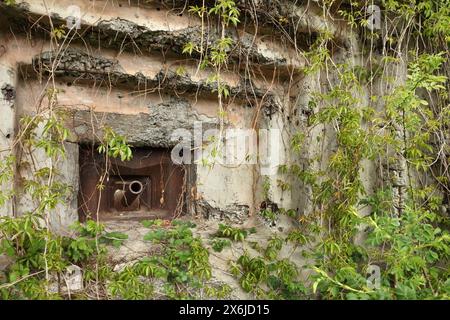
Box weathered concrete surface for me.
[30,47,283,109]
[103,213,309,299]
[102,220,248,299]
[68,96,218,148]
[0,63,16,217]
[0,0,309,72]
[196,199,250,225]
[49,142,79,233]
[152,0,349,46]
[0,0,407,301]
[14,127,79,233]
[1,0,358,240]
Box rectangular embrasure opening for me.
[78,145,185,221]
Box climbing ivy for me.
[281,0,450,300]
[1,0,450,301]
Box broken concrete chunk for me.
[196,200,250,224]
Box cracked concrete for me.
[0,0,353,231]
[30,48,283,111]
[1,83,15,102]
[68,96,218,148]
[196,199,250,225]
[0,0,362,297]
[1,0,309,72]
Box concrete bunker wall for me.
[0,0,366,232]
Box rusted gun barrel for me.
[113,180,144,209]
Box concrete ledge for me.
[23,48,282,111]
[0,0,309,72]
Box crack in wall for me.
[29,48,282,113]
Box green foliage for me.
[303,31,332,75]
[189,1,240,27]
[264,236,283,261]
[141,218,168,228]
[141,221,212,298]
[234,253,269,293]
[210,238,231,252]
[284,3,450,298]
[258,204,297,226]
[0,215,194,300]
[108,265,154,300]
[385,52,448,171]
[182,41,196,55]
[97,127,132,162]
[311,205,450,300]
[188,5,207,18]
[99,232,128,248]
[262,176,271,200]
[217,223,249,242]
[231,250,308,299]
[101,219,226,299]
[259,208,278,224]
[286,230,310,246]
[15,111,77,216]
[51,26,66,40]
[20,109,69,159]
[0,216,125,299]
[2,0,450,301]
[208,0,240,27]
[3,0,15,6]
[204,283,233,299]
[0,155,15,207]
[210,37,234,67]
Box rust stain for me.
[78,146,185,222]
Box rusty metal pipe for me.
[129,180,143,195]
[113,180,144,209]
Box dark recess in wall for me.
[78,145,186,222]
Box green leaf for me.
[395,284,417,300]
